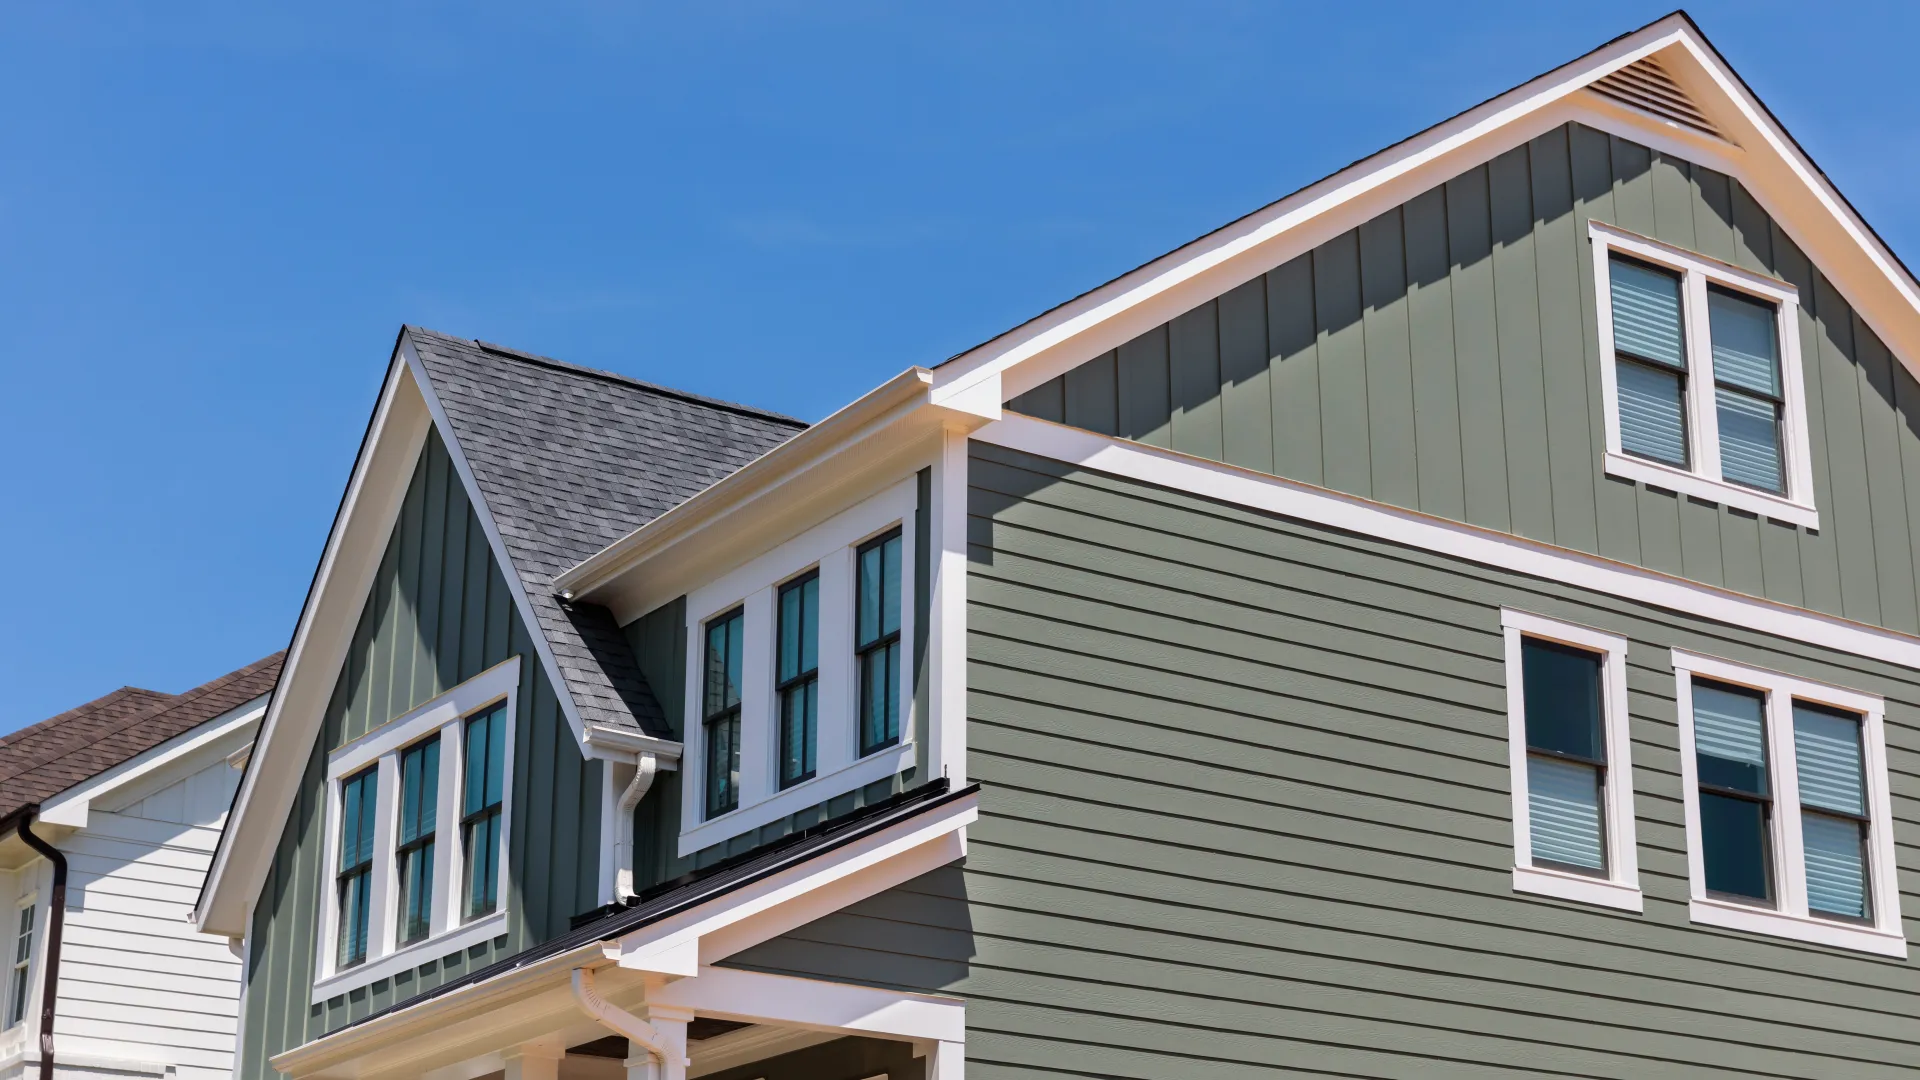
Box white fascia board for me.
[198,354,432,937]
[38,693,268,829]
[930,16,1920,409]
[979,414,1920,670]
[651,965,965,1044]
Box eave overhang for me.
[555,366,995,625]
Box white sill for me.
[1689,896,1907,958]
[678,741,916,857]
[1604,452,1819,529]
[310,909,509,1004]
[1512,865,1643,912]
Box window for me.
[462,704,506,919]
[1672,651,1902,955]
[7,902,32,1028]
[680,478,919,856]
[1501,610,1640,911]
[703,608,745,819]
[1591,222,1815,528]
[313,657,518,1002]
[395,736,439,946]
[335,765,377,968]
[857,528,904,757]
[777,572,820,788]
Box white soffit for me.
[928,14,1920,409]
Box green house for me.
[201,13,1920,1079]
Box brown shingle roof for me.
[0,653,284,818]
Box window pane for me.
[1527,756,1605,872]
[1699,791,1772,902]
[860,640,901,755]
[704,611,743,716]
[1616,360,1689,467]
[482,709,505,809]
[778,574,818,683]
[1521,638,1604,761]
[1610,256,1686,368]
[1708,286,1780,397]
[1692,681,1768,795]
[857,543,882,645]
[464,812,499,918]
[400,737,439,844]
[1802,811,1869,920]
[397,840,434,944]
[880,533,902,637]
[779,678,817,787]
[1715,388,1783,494]
[1793,702,1865,817]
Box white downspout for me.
[613,753,659,900]
[570,967,687,1080]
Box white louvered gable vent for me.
[1590,55,1724,139]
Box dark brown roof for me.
[0,654,284,818]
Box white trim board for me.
[976,414,1920,669]
[38,692,268,829]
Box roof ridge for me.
[404,326,809,429]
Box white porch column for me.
[502,1043,563,1080]
[624,1004,692,1080]
[926,1039,964,1080]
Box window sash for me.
[461,707,506,920]
[395,736,439,945]
[856,529,904,757]
[7,905,32,1028]
[777,573,820,788]
[335,766,378,967]
[1519,637,1609,876]
[703,608,746,818]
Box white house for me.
[0,654,280,1080]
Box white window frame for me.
[1670,649,1903,956]
[680,478,918,857]
[311,656,520,1002]
[1590,221,1818,528]
[1501,609,1641,911]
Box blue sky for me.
[2,2,1915,730]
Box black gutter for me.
[8,807,64,1080]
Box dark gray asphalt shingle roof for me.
[405,327,806,736]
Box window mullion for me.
[1684,268,1722,480]
[1765,686,1809,917]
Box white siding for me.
[51,757,245,1080]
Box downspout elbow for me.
[570,967,668,1064]
[613,753,659,901]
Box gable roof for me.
[405,328,807,735]
[925,11,1920,414]
[0,654,281,818]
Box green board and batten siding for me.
[240,429,605,1076]
[723,441,1920,1078]
[1011,121,1920,635]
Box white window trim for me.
[1670,649,1904,957]
[680,478,918,857]
[5,893,35,1032]
[1500,609,1641,912]
[312,656,520,1003]
[1590,221,1818,529]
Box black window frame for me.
[703,607,746,820]
[460,704,507,922]
[775,570,820,789]
[335,764,379,969]
[394,734,440,946]
[855,527,904,758]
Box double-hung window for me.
[335,765,378,968]
[1500,610,1640,910]
[776,573,820,789]
[461,705,506,920]
[395,736,439,946]
[703,608,746,819]
[1672,651,1902,955]
[314,657,519,1001]
[1591,222,1815,527]
[6,901,33,1028]
[856,528,904,757]
[681,478,919,856]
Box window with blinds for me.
[1672,651,1899,955]
[1591,223,1813,527]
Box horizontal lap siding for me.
[1007,121,1920,637]
[241,430,602,1079]
[724,442,1920,1078]
[56,812,239,1080]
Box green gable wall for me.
[1010,121,1920,636]
[721,441,1920,1077]
[240,429,605,1078]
